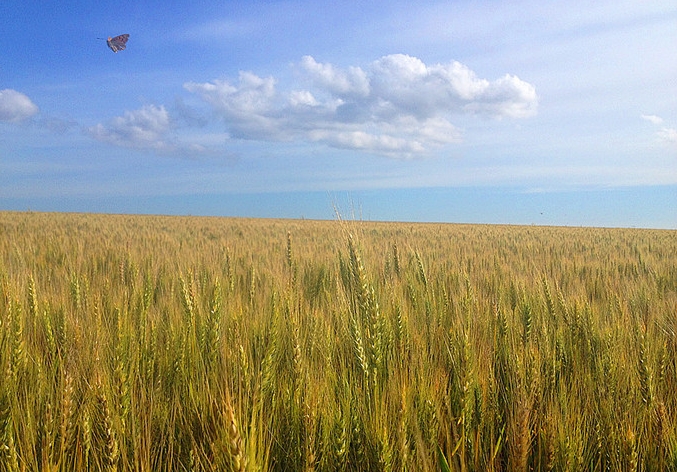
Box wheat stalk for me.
[225,395,247,472]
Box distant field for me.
[1,211,676,471]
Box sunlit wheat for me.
[0,211,675,471]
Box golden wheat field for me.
[0,211,676,471]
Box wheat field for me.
[0,211,675,471]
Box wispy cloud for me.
[642,114,677,147]
[657,127,677,145]
[184,54,537,157]
[87,104,206,155]
[641,114,663,125]
[0,89,39,123]
[180,18,261,42]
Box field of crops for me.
[0,211,676,471]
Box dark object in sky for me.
[106,34,129,53]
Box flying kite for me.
[103,34,130,53]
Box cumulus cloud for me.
[185,72,281,141]
[88,104,172,150]
[0,89,39,123]
[368,54,537,119]
[87,104,206,154]
[301,55,370,98]
[184,54,537,157]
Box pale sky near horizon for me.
[1,0,676,228]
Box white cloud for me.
[289,90,318,107]
[369,55,538,119]
[87,104,206,155]
[641,114,663,125]
[657,127,677,145]
[184,54,537,157]
[642,114,677,147]
[88,104,171,150]
[184,72,281,141]
[301,55,370,98]
[0,89,39,122]
[463,74,539,118]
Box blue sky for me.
[1,0,676,228]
